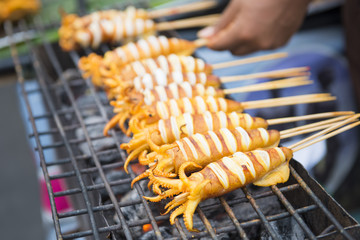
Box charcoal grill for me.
[3,3,360,239]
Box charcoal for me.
[139,226,173,240]
[76,116,120,164]
[260,216,305,240]
[113,181,152,238]
[94,170,131,198]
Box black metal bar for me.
[32,17,134,240]
[50,161,125,179]
[3,20,63,240]
[219,197,249,239]
[45,148,120,166]
[196,207,218,239]
[271,185,316,239]
[242,186,281,239]
[174,219,189,240]
[59,198,143,218]
[290,166,355,240]
[53,178,132,197]
[28,119,106,137]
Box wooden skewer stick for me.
[289,114,360,149]
[223,77,311,95]
[267,111,354,125]
[220,67,310,83]
[280,122,347,139]
[280,115,352,135]
[212,52,288,70]
[156,14,220,32]
[147,0,218,19]
[242,93,335,110]
[194,38,208,48]
[291,121,360,152]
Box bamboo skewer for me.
[289,114,360,150]
[220,67,310,83]
[156,14,220,32]
[279,115,357,139]
[280,122,347,139]
[241,93,336,110]
[267,111,354,125]
[147,0,218,19]
[222,77,311,95]
[280,115,352,136]
[291,121,360,152]
[194,38,208,48]
[211,52,288,70]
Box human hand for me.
[198,0,311,55]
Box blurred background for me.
[1,0,359,239]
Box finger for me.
[198,0,240,38]
[207,20,243,51]
[230,44,259,56]
[212,0,241,33]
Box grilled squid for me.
[104,54,212,98]
[104,96,243,134]
[145,147,292,232]
[117,82,222,108]
[106,70,220,99]
[131,127,280,186]
[59,7,150,51]
[0,0,40,22]
[79,36,199,86]
[110,54,211,82]
[121,112,268,171]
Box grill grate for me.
[4,10,360,240]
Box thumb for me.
[198,0,240,38]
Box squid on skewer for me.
[59,7,150,51]
[59,1,218,51]
[147,147,293,231]
[131,127,281,186]
[104,52,292,90]
[79,36,205,86]
[144,117,360,232]
[118,82,222,106]
[104,96,242,134]
[106,66,310,99]
[103,54,211,97]
[106,70,220,99]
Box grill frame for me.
[4,10,360,240]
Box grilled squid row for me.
[104,55,211,98]
[59,7,149,50]
[146,147,292,232]
[108,70,219,95]
[121,82,221,106]
[105,96,243,134]
[79,36,199,86]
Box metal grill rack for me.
[4,8,360,240]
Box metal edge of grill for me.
[3,4,360,240]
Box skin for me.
[198,0,312,55]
